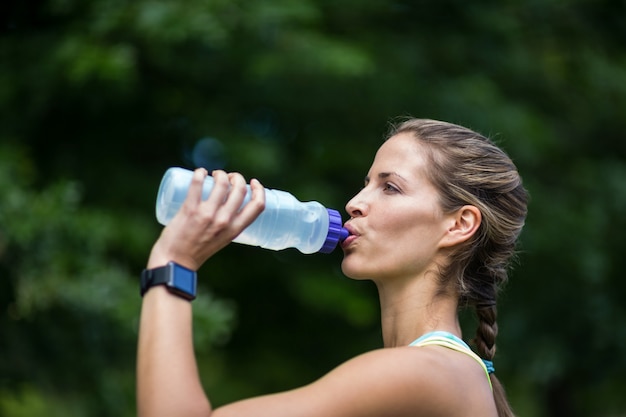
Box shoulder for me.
[328,346,452,387]
[312,346,483,416]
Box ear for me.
[439,205,482,248]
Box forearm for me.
[137,285,211,417]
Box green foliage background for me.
[1,0,626,416]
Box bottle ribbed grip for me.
[319,209,349,254]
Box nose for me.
[345,189,367,218]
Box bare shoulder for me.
[316,345,496,417]
[214,346,495,417]
[326,347,454,412]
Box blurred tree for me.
[0,145,236,416]
[1,0,626,416]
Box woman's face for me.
[341,132,452,282]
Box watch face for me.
[170,263,197,296]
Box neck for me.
[375,274,461,348]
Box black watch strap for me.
[140,261,197,301]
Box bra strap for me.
[409,331,493,390]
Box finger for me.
[186,168,208,206]
[202,170,230,213]
[222,172,248,213]
[249,178,266,207]
[233,178,266,230]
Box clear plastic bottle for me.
[155,167,349,254]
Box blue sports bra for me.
[409,331,494,390]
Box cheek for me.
[376,211,427,238]
[380,210,445,251]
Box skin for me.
[137,133,498,417]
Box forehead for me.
[370,132,430,176]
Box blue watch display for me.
[140,261,197,301]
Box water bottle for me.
[155,167,349,254]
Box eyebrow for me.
[364,172,408,183]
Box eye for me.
[383,183,400,193]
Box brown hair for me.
[388,118,528,417]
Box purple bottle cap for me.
[319,208,350,254]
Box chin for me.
[340,257,372,281]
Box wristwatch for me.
[140,261,197,301]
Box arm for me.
[137,286,208,416]
[137,168,265,417]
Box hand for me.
[147,168,266,270]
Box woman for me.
[137,118,528,417]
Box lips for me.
[341,223,359,249]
